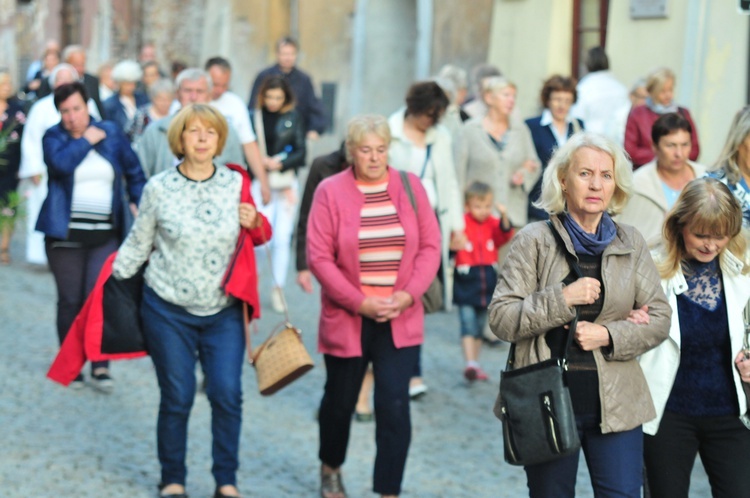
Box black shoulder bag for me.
[496,221,582,466]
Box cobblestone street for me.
[0,225,709,498]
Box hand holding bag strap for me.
[504,220,583,371]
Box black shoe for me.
[91,371,114,394]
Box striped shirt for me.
[357,175,405,297]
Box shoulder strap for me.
[504,220,581,370]
[419,143,432,179]
[399,170,417,213]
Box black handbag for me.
[496,221,582,466]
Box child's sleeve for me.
[492,216,515,248]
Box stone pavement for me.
[0,226,710,498]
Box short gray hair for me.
[175,68,213,93]
[49,63,79,88]
[62,44,85,62]
[148,78,176,100]
[438,64,468,91]
[433,76,456,103]
[535,132,633,215]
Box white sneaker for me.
[409,383,428,400]
[271,287,285,314]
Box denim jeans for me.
[524,415,643,497]
[458,304,488,338]
[319,318,419,495]
[141,286,245,488]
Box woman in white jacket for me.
[640,177,750,498]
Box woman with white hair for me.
[489,132,670,496]
[128,78,175,141]
[102,60,149,139]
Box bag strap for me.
[399,170,417,214]
[505,220,582,370]
[226,164,293,363]
[418,143,432,179]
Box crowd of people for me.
[2,37,750,498]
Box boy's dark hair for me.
[464,181,493,204]
[651,112,692,146]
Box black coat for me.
[294,144,347,271]
[250,108,307,173]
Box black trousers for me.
[644,411,750,498]
[46,237,118,372]
[318,318,419,495]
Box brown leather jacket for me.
[489,215,671,433]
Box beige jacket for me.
[617,160,706,248]
[456,117,540,227]
[489,216,671,433]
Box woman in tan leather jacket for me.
[489,132,671,497]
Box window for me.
[61,0,81,46]
[572,0,610,79]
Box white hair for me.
[111,60,143,83]
[48,63,79,88]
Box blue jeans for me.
[524,415,643,497]
[141,286,245,488]
[458,305,488,338]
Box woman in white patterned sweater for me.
[112,104,270,498]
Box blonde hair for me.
[481,76,515,96]
[658,177,748,279]
[646,67,675,98]
[344,114,391,163]
[535,132,633,215]
[167,104,228,160]
[711,106,750,185]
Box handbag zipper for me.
[543,394,561,454]
[501,405,519,463]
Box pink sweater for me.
[307,167,441,357]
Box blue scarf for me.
[561,212,617,256]
[646,97,678,114]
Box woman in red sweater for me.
[624,67,700,169]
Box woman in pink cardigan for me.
[624,67,700,169]
[307,114,441,498]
